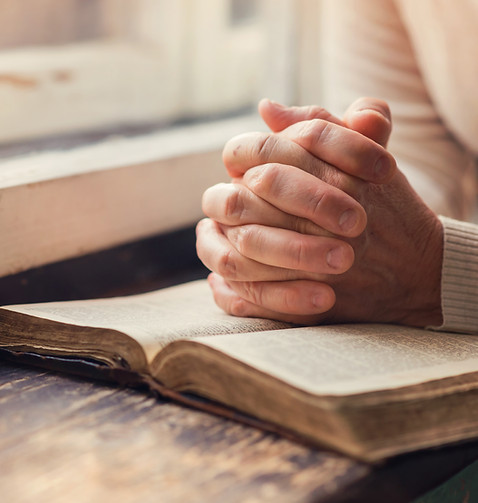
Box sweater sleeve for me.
[320,0,477,219]
[319,0,478,332]
[430,216,478,334]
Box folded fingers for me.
[223,130,327,180]
[281,119,396,183]
[208,273,334,320]
[202,182,325,236]
[196,218,307,282]
[223,120,396,184]
[196,218,354,283]
[221,224,354,274]
[203,166,366,239]
[241,164,367,238]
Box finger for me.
[196,219,320,281]
[202,182,325,236]
[258,98,344,133]
[223,121,395,185]
[223,130,329,180]
[259,97,392,148]
[280,119,397,183]
[208,273,328,324]
[224,277,336,316]
[242,164,367,237]
[343,97,392,147]
[222,131,361,198]
[220,223,354,275]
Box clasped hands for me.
[196,98,444,328]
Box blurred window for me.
[0,0,317,147]
[0,0,324,275]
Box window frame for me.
[0,0,322,277]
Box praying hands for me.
[196,98,444,328]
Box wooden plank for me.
[0,115,261,278]
[0,362,366,503]
[0,226,208,305]
[2,361,478,503]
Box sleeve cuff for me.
[429,216,478,334]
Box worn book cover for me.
[1,279,478,462]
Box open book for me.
[1,279,478,462]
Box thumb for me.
[258,98,344,132]
[343,97,392,148]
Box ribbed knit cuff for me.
[430,216,478,334]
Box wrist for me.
[402,212,443,328]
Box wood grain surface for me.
[0,361,368,503]
[2,361,478,503]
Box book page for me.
[194,324,478,395]
[1,280,289,362]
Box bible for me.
[1,279,478,462]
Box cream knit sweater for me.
[321,0,478,332]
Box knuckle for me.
[228,296,250,317]
[370,98,391,122]
[291,216,316,235]
[356,139,376,161]
[287,237,309,269]
[305,105,332,121]
[303,119,334,146]
[282,287,299,313]
[233,226,254,255]
[254,133,278,163]
[223,187,244,222]
[247,163,283,198]
[310,187,328,220]
[217,249,238,279]
[355,142,393,181]
[240,281,261,306]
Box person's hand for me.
[196,99,443,327]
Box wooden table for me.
[1,229,478,503]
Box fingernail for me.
[327,247,345,270]
[338,208,357,233]
[374,156,391,180]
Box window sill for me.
[0,113,262,278]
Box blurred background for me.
[0,0,322,147]
[0,0,326,289]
